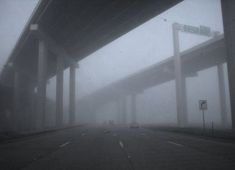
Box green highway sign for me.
[180,24,213,37]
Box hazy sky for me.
[0,0,38,72]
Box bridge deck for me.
[79,35,226,108]
[1,0,181,85]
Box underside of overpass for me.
[0,0,182,131]
[1,0,181,84]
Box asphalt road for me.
[0,125,235,170]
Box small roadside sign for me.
[199,100,207,110]
[199,100,207,131]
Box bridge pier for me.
[69,63,76,125]
[13,71,20,131]
[28,82,36,131]
[217,64,228,127]
[172,23,188,127]
[13,70,37,131]
[37,40,48,129]
[116,100,121,124]
[23,80,34,131]
[121,97,127,125]
[116,97,127,125]
[222,1,235,130]
[56,56,64,127]
[131,94,137,124]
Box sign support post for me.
[199,100,208,132]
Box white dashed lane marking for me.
[60,141,70,148]
[119,141,124,149]
[167,141,184,147]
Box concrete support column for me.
[13,70,36,131]
[22,79,31,131]
[121,97,127,125]
[88,102,96,124]
[217,64,228,127]
[115,99,121,124]
[37,40,47,129]
[13,71,20,131]
[29,82,36,131]
[221,1,235,130]
[116,100,121,124]
[56,56,64,127]
[172,23,188,127]
[131,94,137,124]
[69,63,76,125]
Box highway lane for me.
[0,126,235,170]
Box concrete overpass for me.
[1,1,235,169]
[78,35,228,126]
[0,0,181,131]
[1,0,235,131]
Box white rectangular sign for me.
[199,100,207,110]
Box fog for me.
[0,0,231,130]
[0,0,38,72]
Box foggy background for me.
[0,0,231,128]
